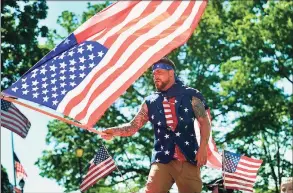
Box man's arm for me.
[191,96,211,166]
[101,102,149,139]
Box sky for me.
[1,1,292,193]
[1,1,99,192]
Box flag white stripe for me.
[97,1,151,44]
[166,120,174,124]
[224,183,253,191]
[224,176,255,185]
[237,164,260,171]
[80,164,115,191]
[82,1,202,124]
[163,104,171,107]
[164,109,171,113]
[1,116,27,135]
[225,173,256,182]
[165,114,172,118]
[240,159,262,166]
[74,1,136,34]
[81,158,113,185]
[2,109,28,130]
[235,168,258,176]
[58,1,173,115]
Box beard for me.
[154,80,169,91]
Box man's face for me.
[152,69,173,91]
[281,182,293,193]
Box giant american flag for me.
[3,1,207,128]
[80,146,116,192]
[1,99,31,138]
[222,150,263,192]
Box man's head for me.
[152,57,176,91]
[281,178,293,193]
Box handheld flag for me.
[222,150,263,192]
[1,99,31,138]
[80,146,116,192]
[3,0,208,128]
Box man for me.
[101,57,211,193]
[281,178,293,193]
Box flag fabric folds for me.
[3,0,208,128]
[1,99,31,138]
[14,152,28,180]
[80,146,116,192]
[222,150,263,192]
[194,109,222,169]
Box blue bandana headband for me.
[152,62,174,72]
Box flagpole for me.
[11,132,17,193]
[222,147,226,190]
[2,95,102,135]
[100,143,133,193]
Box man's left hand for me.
[195,146,207,167]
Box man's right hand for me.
[100,129,115,140]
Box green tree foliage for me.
[1,165,13,193]
[12,1,289,193]
[1,0,50,90]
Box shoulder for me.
[145,92,161,103]
[183,86,209,109]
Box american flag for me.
[80,146,116,192]
[3,0,207,128]
[1,99,31,138]
[194,109,222,169]
[222,150,263,192]
[14,152,28,180]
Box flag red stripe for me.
[236,165,260,173]
[100,1,163,47]
[85,1,207,126]
[238,160,262,168]
[224,174,255,183]
[64,1,179,117]
[2,112,29,133]
[1,115,28,135]
[80,164,116,192]
[1,123,25,138]
[224,185,253,192]
[74,1,139,43]
[10,106,30,126]
[241,155,263,164]
[224,180,254,188]
[82,158,113,183]
[73,1,196,122]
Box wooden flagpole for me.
[1,95,102,135]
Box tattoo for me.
[191,97,207,118]
[112,103,149,137]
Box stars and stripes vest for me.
[145,81,209,165]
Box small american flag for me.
[222,150,263,192]
[80,146,116,192]
[3,1,207,128]
[14,152,28,180]
[1,99,31,138]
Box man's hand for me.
[195,146,207,167]
[101,129,115,140]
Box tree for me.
[1,165,13,193]
[1,0,49,90]
[33,1,292,193]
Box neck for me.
[161,79,175,91]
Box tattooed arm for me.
[101,102,149,140]
[191,96,211,166]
